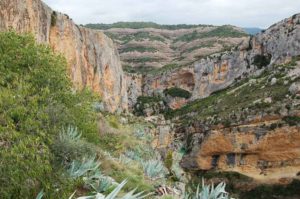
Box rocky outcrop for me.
[0,0,128,112]
[142,43,251,101]
[180,118,300,183]
[252,14,300,64]
[128,14,300,109]
[125,73,143,110]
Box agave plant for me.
[59,126,82,141]
[89,176,117,193]
[36,190,44,199]
[67,156,101,178]
[77,180,152,199]
[185,179,230,199]
[54,125,95,164]
[118,154,133,165]
[141,159,167,180]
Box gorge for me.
[0,0,300,198]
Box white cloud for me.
[42,0,300,28]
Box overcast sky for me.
[43,0,300,28]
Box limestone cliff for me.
[0,0,128,112]
[143,15,300,184]
[127,14,300,110]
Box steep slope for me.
[126,14,300,111]
[0,0,128,113]
[154,13,300,186]
[87,22,248,72]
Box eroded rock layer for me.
[0,0,128,112]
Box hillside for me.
[1,0,300,198]
[0,0,128,113]
[128,13,300,198]
[86,22,249,73]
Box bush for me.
[142,159,168,180]
[164,150,173,173]
[133,96,164,116]
[185,180,230,199]
[253,54,272,69]
[0,31,99,198]
[283,116,300,126]
[52,126,96,165]
[164,87,192,99]
[240,180,300,199]
[51,11,57,26]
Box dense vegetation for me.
[164,87,192,99]
[240,180,300,199]
[0,31,100,198]
[0,32,169,198]
[252,54,272,69]
[85,22,213,30]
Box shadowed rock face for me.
[0,0,128,113]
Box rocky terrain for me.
[87,22,248,71]
[128,13,300,196]
[0,0,128,113]
[1,0,300,198]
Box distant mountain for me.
[85,21,213,30]
[87,22,248,72]
[243,27,263,35]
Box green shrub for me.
[283,116,300,126]
[164,87,192,99]
[0,31,99,198]
[51,11,57,26]
[142,159,168,180]
[164,150,173,173]
[185,180,230,199]
[240,180,300,199]
[253,54,271,69]
[133,96,164,116]
[52,126,96,165]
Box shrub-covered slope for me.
[0,32,168,199]
[86,22,248,73]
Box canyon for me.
[0,0,128,113]
[1,0,300,198]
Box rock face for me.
[142,46,251,101]
[0,0,128,112]
[180,117,300,182]
[125,73,143,110]
[127,14,300,109]
[253,14,300,64]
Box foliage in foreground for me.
[184,180,230,199]
[0,31,99,198]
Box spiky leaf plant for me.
[77,180,152,199]
[185,179,230,199]
[53,126,95,164]
[67,157,101,178]
[141,159,167,180]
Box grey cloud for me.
[43,0,300,28]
